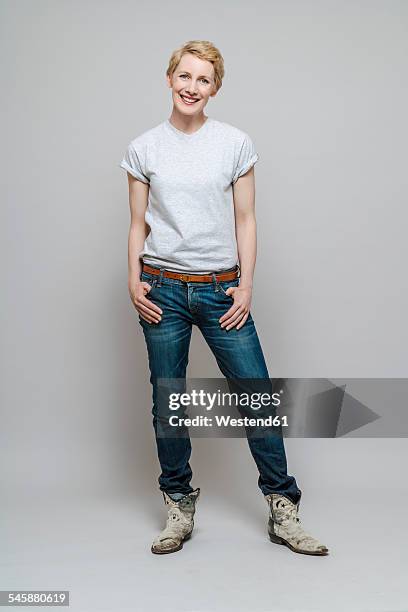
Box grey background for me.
[1,1,407,611]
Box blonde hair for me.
[166,40,225,94]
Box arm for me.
[218,166,256,330]
[234,166,257,290]
[127,173,162,323]
[128,172,149,285]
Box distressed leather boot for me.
[151,488,200,554]
[265,493,329,555]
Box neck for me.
[168,109,208,134]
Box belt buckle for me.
[179,274,189,282]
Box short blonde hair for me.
[166,40,225,94]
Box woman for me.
[120,40,328,556]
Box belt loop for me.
[211,272,220,292]
[157,267,164,287]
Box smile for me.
[180,94,200,105]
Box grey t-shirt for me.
[119,116,259,274]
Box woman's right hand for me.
[129,280,163,324]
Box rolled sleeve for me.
[119,142,150,184]
[232,133,259,184]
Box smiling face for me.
[166,52,217,117]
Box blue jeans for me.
[138,266,301,505]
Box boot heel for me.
[269,532,284,545]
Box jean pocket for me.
[218,279,239,297]
[140,272,158,289]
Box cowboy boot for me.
[151,488,200,554]
[265,493,329,555]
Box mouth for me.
[179,94,200,105]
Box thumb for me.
[142,281,152,294]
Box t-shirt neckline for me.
[165,116,212,140]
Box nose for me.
[185,81,198,95]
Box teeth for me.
[181,95,198,104]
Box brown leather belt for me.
[142,263,240,283]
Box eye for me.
[200,78,210,84]
[180,74,188,79]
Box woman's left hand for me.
[219,285,252,330]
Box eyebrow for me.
[176,70,212,79]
